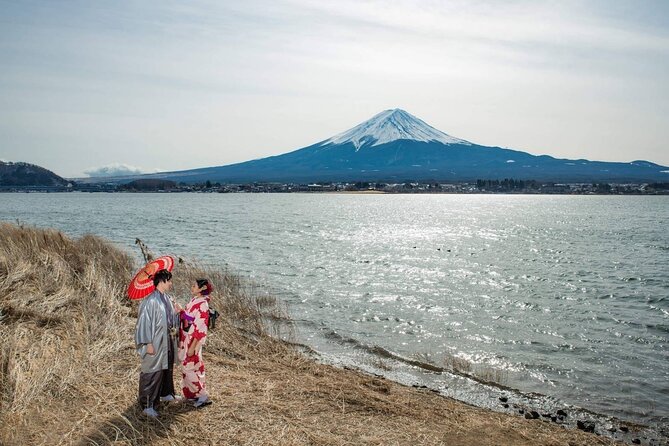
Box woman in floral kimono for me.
[179,278,212,408]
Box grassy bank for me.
[0,222,613,445]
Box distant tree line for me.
[592,183,611,193]
[118,179,177,191]
[476,179,540,190]
[648,182,669,191]
[90,178,669,194]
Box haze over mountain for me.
[88,109,669,184]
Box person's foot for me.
[160,394,184,402]
[142,407,159,417]
[193,396,212,408]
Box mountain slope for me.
[0,161,70,186]
[322,108,472,149]
[94,109,669,183]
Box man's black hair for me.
[153,269,173,287]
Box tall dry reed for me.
[0,222,289,445]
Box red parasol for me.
[127,255,175,300]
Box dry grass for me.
[0,222,614,446]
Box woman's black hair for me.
[196,278,211,295]
[153,269,173,287]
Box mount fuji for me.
[115,109,668,183]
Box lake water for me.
[2,193,667,432]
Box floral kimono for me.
[178,295,210,400]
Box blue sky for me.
[1,0,668,177]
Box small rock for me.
[551,416,558,422]
[577,420,595,433]
[502,404,509,408]
[530,411,540,419]
[541,413,551,418]
[620,426,629,433]
[499,396,508,403]
[524,412,533,419]
[556,409,568,417]
[632,440,640,445]
[519,409,525,415]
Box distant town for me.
[2,178,669,195]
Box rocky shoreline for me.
[300,340,668,446]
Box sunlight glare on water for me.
[2,192,667,427]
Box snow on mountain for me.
[85,108,669,184]
[321,109,472,150]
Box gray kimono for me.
[135,290,179,373]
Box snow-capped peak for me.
[321,109,471,150]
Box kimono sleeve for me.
[135,298,154,346]
[191,300,209,341]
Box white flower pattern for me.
[179,296,209,399]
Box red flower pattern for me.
[179,297,209,400]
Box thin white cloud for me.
[1,0,668,175]
[287,0,669,53]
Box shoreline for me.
[3,188,669,196]
[288,320,667,445]
[0,222,664,445]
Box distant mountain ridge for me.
[88,109,668,183]
[0,161,70,187]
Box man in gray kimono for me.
[135,269,180,417]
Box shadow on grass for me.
[79,401,197,446]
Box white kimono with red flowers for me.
[178,295,209,400]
